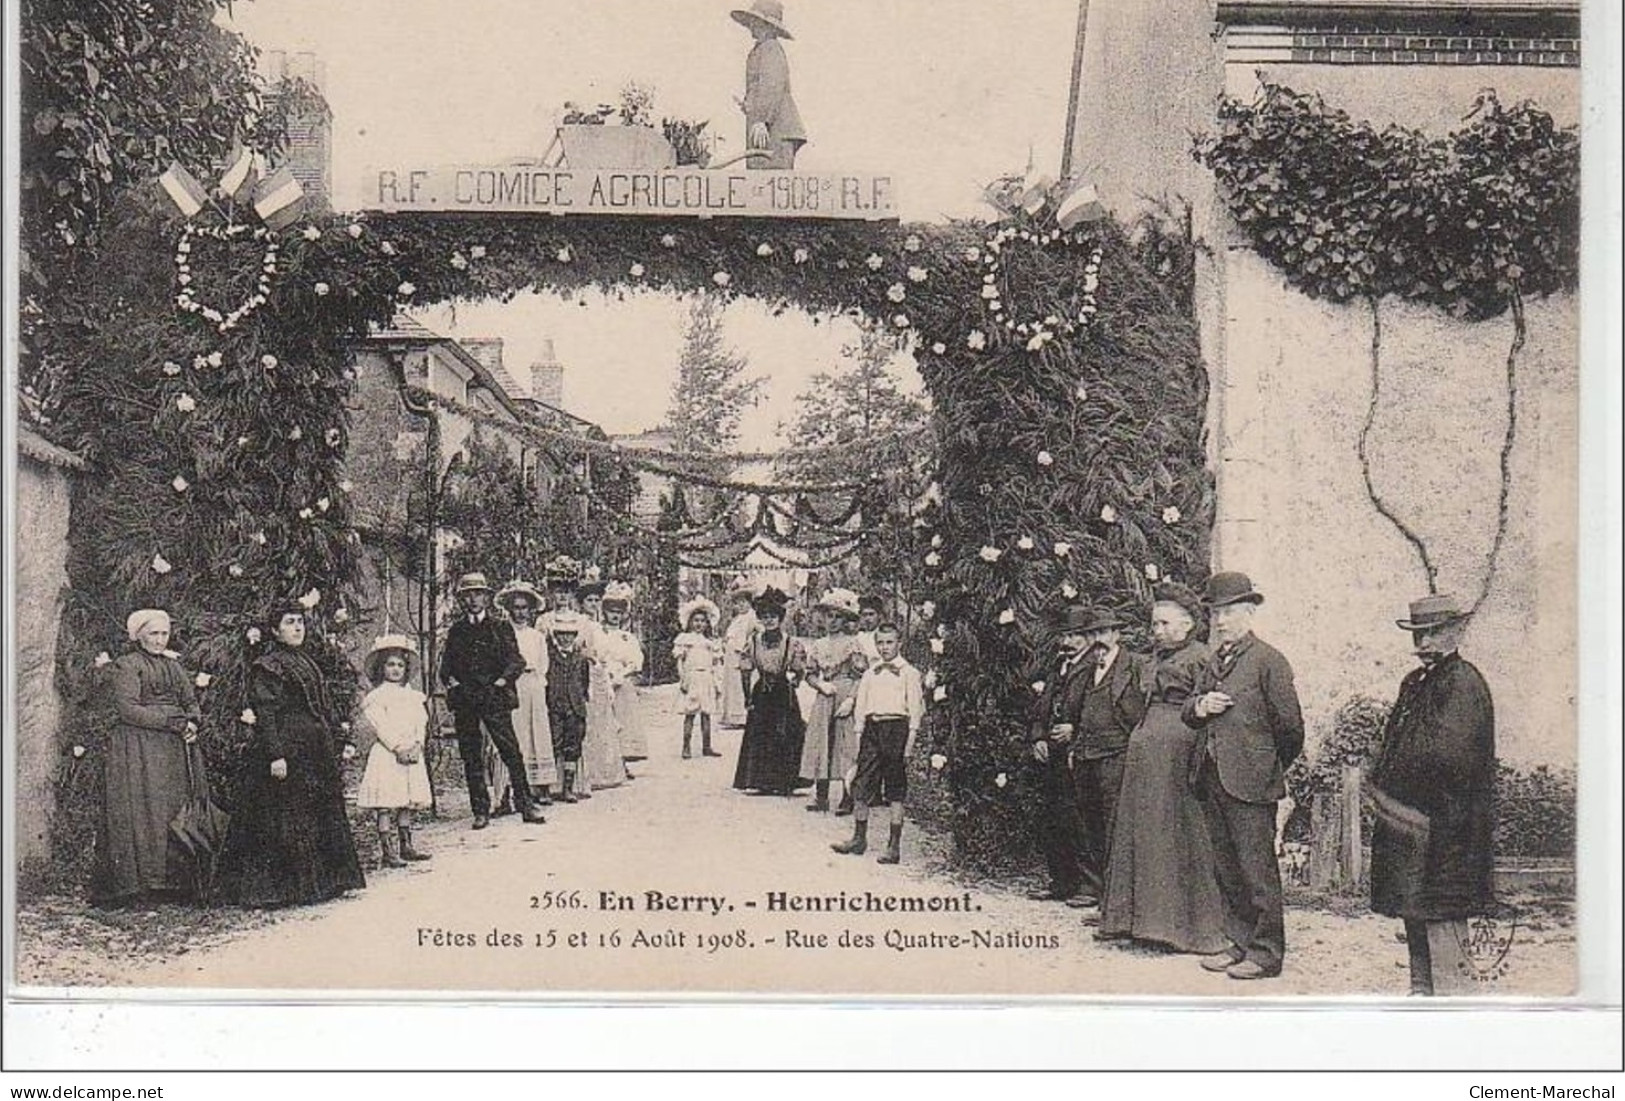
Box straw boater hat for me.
[547,610,586,635]
[603,581,635,607]
[1396,594,1469,631]
[679,596,721,631]
[454,572,494,595]
[817,588,861,619]
[495,579,544,612]
[365,634,420,685]
[1202,571,1264,607]
[731,0,793,40]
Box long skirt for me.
[1098,702,1227,953]
[90,727,200,906]
[732,674,806,795]
[722,663,749,727]
[798,676,859,784]
[513,671,559,787]
[579,666,624,792]
[614,683,646,760]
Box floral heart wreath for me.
[977,173,1106,353]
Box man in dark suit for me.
[440,572,546,830]
[1368,594,1497,996]
[1028,605,1144,905]
[1183,572,1304,979]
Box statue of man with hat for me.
[732,0,808,170]
[1182,570,1304,980]
[1367,594,1497,996]
[439,572,547,830]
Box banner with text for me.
[363,166,898,220]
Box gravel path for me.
[14,686,1576,997]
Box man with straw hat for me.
[440,572,546,830]
[732,0,808,170]
[1368,594,1497,996]
[1182,571,1304,980]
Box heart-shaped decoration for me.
[980,226,1102,353]
[175,222,279,334]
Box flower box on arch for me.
[556,124,676,170]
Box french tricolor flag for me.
[1055,180,1106,231]
[157,162,209,218]
[252,166,306,231]
[217,145,260,204]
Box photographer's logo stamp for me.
[1454,914,1519,984]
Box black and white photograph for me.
[5,0,1614,1033]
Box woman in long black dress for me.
[732,588,807,796]
[1098,582,1227,954]
[90,608,210,907]
[216,602,365,908]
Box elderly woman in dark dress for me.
[1099,583,1227,954]
[216,603,365,908]
[90,609,210,908]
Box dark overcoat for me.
[1030,649,1145,759]
[1368,653,1497,921]
[441,614,524,714]
[1181,633,1304,804]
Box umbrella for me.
[169,745,231,901]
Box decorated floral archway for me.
[46,176,1209,876]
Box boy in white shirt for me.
[832,623,925,864]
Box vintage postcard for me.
[6,0,1605,1010]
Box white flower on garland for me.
[1017,536,1035,551]
[326,428,342,447]
[72,745,87,758]
[94,651,113,668]
[907,266,928,283]
[756,242,773,257]
[932,686,948,703]
[924,551,941,567]
[298,589,321,609]
[978,546,1002,562]
[339,479,354,493]
[175,394,197,413]
[333,607,350,624]
[1026,331,1055,352]
[660,234,677,248]
[994,772,1008,789]
[555,246,573,263]
[967,331,987,351]
[893,314,910,329]
[904,234,922,252]
[1145,564,1161,581]
[1062,582,1079,599]
[629,263,645,278]
[238,436,249,447]
[997,608,1016,625]
[252,531,268,546]
[162,361,181,376]
[887,283,906,303]
[924,669,939,688]
[207,351,223,368]
[1100,504,1118,523]
[245,628,262,646]
[920,600,936,619]
[931,342,946,355]
[240,708,257,725]
[929,638,945,655]
[930,534,943,548]
[1162,506,1182,524]
[317,497,331,512]
[865,253,884,271]
[151,553,173,574]
[471,245,486,259]
[261,354,278,370]
[302,226,321,242]
[1054,541,1072,558]
[289,426,303,441]
[1037,450,1054,467]
[228,564,244,577]
[381,241,397,256]
[793,247,810,264]
[1031,680,1046,694]
[929,753,947,771]
[171,475,189,493]
[299,507,314,520]
[713,271,732,288]
[451,254,468,270]
[347,224,363,239]
[1075,383,1089,401]
[980,284,999,300]
[397,282,416,297]
[195,672,213,688]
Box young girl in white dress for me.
[598,581,647,777]
[496,580,558,805]
[356,635,433,868]
[674,596,724,759]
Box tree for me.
[784,325,929,455]
[667,295,763,456]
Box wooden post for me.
[1310,791,1340,889]
[1340,764,1365,887]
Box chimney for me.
[461,337,505,377]
[265,50,332,214]
[530,338,565,410]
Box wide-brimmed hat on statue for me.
[365,633,420,685]
[603,581,635,607]
[731,0,793,40]
[1396,594,1469,631]
[1203,571,1264,607]
[679,596,721,631]
[454,572,493,595]
[495,579,544,612]
[817,588,861,618]
[752,586,792,618]
[1054,604,1125,635]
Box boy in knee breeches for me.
[832,624,924,864]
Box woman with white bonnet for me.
[1098,582,1226,954]
[90,608,209,908]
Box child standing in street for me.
[356,635,433,868]
[832,623,924,864]
[673,597,724,759]
[545,610,593,803]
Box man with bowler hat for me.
[1182,572,1303,979]
[1029,605,1145,904]
[441,572,546,830]
[1368,594,1497,996]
